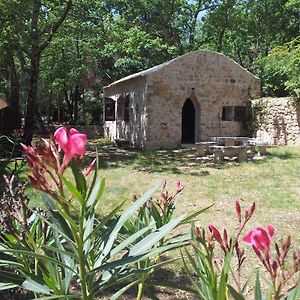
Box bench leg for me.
[196,145,206,156]
[237,149,247,162]
[258,146,267,156]
[214,150,224,163]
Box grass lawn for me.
[17,140,300,298]
[82,140,300,244]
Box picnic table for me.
[196,136,269,163]
[208,145,252,163]
[210,136,251,146]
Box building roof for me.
[104,50,258,89]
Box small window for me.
[222,106,234,121]
[222,105,247,122]
[104,98,115,121]
[234,106,246,121]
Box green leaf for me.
[83,213,95,253]
[60,175,83,204]
[0,248,78,275]
[180,204,214,225]
[0,259,23,267]
[110,279,141,300]
[181,250,206,298]
[0,270,24,286]
[33,296,78,300]
[41,192,74,243]
[287,275,300,300]
[95,182,162,267]
[255,271,263,300]
[86,177,105,209]
[218,251,231,300]
[129,214,186,256]
[0,283,18,291]
[22,277,51,295]
[70,159,87,196]
[30,207,76,248]
[87,156,98,199]
[228,284,246,300]
[110,221,156,257]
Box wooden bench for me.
[195,142,218,156]
[209,145,252,163]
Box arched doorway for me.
[181,98,195,143]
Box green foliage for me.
[122,183,212,299]
[0,157,190,298]
[257,37,300,99]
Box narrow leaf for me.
[60,175,83,204]
[129,214,186,256]
[110,279,141,300]
[86,177,105,208]
[97,182,162,265]
[22,277,51,295]
[255,271,263,300]
[227,284,246,300]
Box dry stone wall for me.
[252,97,300,145]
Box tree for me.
[0,0,72,143]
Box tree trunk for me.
[23,50,41,144]
[4,47,22,130]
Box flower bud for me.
[235,201,241,223]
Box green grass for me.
[27,140,300,242]
[13,141,300,298]
[84,142,300,242]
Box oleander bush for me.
[0,128,299,299]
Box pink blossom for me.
[235,201,241,223]
[243,225,274,253]
[84,158,96,177]
[208,225,223,246]
[54,127,87,168]
[176,180,183,192]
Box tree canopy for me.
[0,0,299,139]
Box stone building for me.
[103,50,261,149]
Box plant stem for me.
[136,282,145,300]
[78,210,89,299]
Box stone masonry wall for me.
[144,51,260,149]
[103,77,148,148]
[252,97,300,145]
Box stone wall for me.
[145,51,260,149]
[251,97,300,145]
[103,77,148,148]
[48,125,103,139]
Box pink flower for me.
[54,127,87,168]
[243,225,274,253]
[235,201,241,223]
[84,158,96,177]
[208,225,223,245]
[176,180,183,192]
